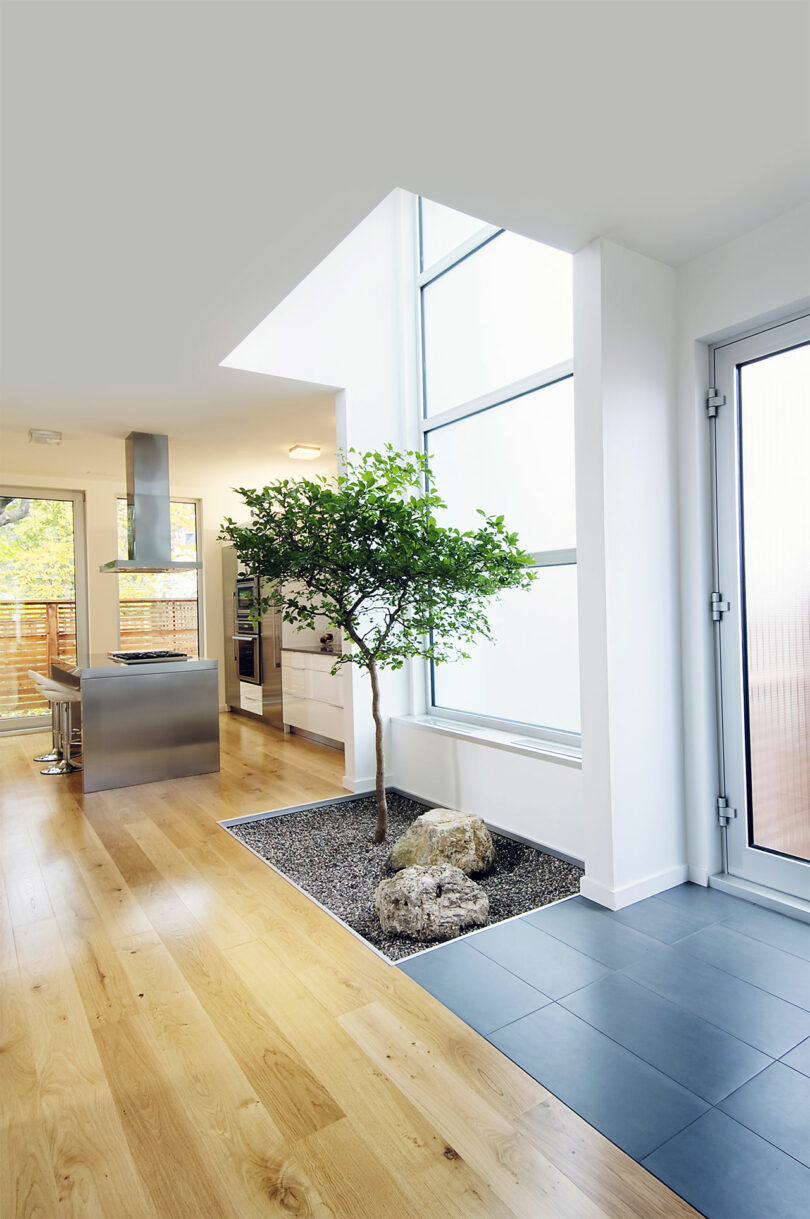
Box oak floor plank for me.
[227,937,512,1219]
[0,876,18,972]
[379,969,546,1121]
[109,830,347,1145]
[13,919,157,1217]
[0,969,39,1127]
[126,815,257,950]
[339,1000,616,1219]
[115,981,293,1218]
[1,826,54,928]
[0,1119,64,1219]
[1,718,696,1218]
[57,914,141,1026]
[94,1015,236,1219]
[517,1099,698,1219]
[56,822,154,944]
[294,1116,426,1219]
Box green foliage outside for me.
[0,498,75,600]
[221,447,535,842]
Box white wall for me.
[676,202,810,885]
[574,239,684,908]
[392,722,584,861]
[223,190,418,790]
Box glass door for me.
[0,488,88,732]
[713,315,810,899]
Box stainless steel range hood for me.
[100,432,201,574]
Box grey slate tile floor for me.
[398,884,810,1219]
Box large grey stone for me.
[374,864,489,942]
[386,807,496,875]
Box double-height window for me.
[418,197,580,745]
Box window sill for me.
[391,714,582,768]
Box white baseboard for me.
[579,863,689,910]
[687,865,710,887]
[342,774,375,793]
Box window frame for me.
[416,197,580,748]
[115,495,204,657]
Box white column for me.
[574,239,686,908]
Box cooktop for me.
[107,650,189,664]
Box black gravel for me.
[225,791,583,962]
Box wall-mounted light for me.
[288,445,321,460]
[29,428,63,445]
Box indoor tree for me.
[221,447,535,843]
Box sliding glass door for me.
[0,488,88,732]
[713,315,810,899]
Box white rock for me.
[374,864,489,942]
[386,807,495,875]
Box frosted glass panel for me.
[427,378,575,554]
[432,566,580,733]
[420,197,490,270]
[423,231,573,416]
[740,343,810,863]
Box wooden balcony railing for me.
[0,599,198,719]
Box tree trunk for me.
[368,658,388,843]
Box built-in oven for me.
[235,575,260,628]
[233,630,262,684]
[233,575,262,684]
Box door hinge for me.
[706,389,726,418]
[711,591,730,621]
[717,795,737,827]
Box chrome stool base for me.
[34,749,62,762]
[41,758,83,775]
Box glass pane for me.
[420,196,491,270]
[432,566,580,733]
[116,499,200,658]
[0,495,77,719]
[740,343,810,863]
[427,378,575,554]
[423,230,573,416]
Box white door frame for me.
[0,486,89,733]
[711,314,810,900]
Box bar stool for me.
[29,669,66,762]
[28,672,83,775]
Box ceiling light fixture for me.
[29,428,62,445]
[288,444,321,460]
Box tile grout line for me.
[486,995,717,1112]
[618,955,810,1053]
[669,931,810,1014]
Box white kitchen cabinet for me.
[281,651,345,744]
[239,680,263,715]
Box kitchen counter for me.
[52,654,217,682]
[50,655,220,793]
[281,646,341,656]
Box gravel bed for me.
[225,792,582,962]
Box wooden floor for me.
[0,713,697,1218]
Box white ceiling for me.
[2,1,809,441]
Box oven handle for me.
[231,634,256,641]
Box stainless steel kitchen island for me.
[51,654,220,793]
